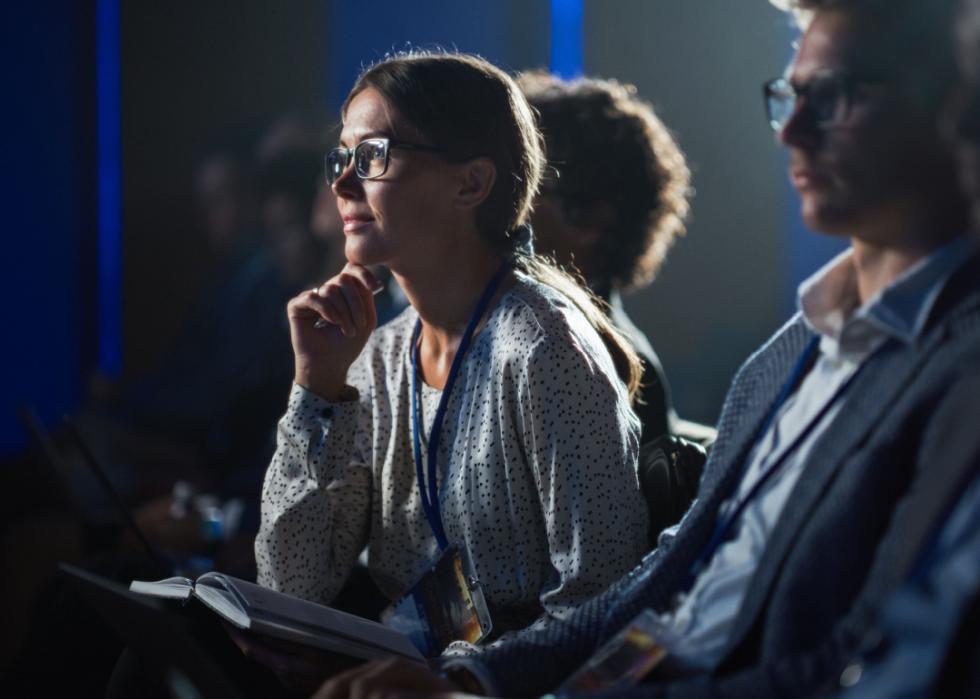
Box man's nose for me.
[778,98,821,150]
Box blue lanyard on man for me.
[410,257,514,551]
[685,334,880,587]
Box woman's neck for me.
[392,243,510,387]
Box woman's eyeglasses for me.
[324,138,445,185]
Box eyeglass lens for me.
[354,140,388,179]
[766,76,850,132]
[325,139,390,185]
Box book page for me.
[129,576,195,601]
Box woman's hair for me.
[344,50,642,399]
[517,71,690,291]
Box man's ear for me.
[454,157,497,210]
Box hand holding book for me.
[223,622,361,694]
[310,657,461,699]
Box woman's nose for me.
[331,158,363,198]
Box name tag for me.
[382,545,493,656]
[558,610,667,693]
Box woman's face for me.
[332,88,459,270]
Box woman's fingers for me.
[303,269,379,337]
[343,265,381,330]
[336,272,368,332]
[342,263,384,296]
[290,291,349,335]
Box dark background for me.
[0,0,847,457]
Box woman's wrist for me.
[294,365,355,402]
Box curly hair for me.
[518,71,690,292]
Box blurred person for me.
[517,71,689,443]
[129,134,332,565]
[2,144,304,696]
[82,148,290,497]
[241,50,650,691]
[309,1,980,697]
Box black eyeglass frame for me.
[762,71,885,133]
[324,137,446,185]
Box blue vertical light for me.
[550,0,583,78]
[97,0,122,375]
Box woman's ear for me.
[453,157,497,210]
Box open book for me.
[129,572,425,664]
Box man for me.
[826,0,980,695]
[314,0,980,696]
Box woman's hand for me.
[224,623,360,693]
[312,658,469,699]
[289,263,383,400]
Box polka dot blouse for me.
[255,273,648,630]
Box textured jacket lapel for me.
[598,320,815,629]
[697,321,814,517]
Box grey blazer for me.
[463,255,980,699]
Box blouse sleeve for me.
[518,330,648,617]
[254,382,372,604]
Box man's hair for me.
[518,71,690,291]
[959,0,980,83]
[771,0,961,107]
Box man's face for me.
[780,8,956,243]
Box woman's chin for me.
[344,238,386,267]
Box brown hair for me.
[518,71,690,291]
[344,51,642,399]
[771,0,961,107]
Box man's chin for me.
[800,203,853,237]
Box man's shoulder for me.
[728,314,813,393]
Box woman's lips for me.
[342,215,374,232]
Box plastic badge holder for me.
[557,609,667,694]
[382,545,492,656]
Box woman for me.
[517,71,691,444]
[255,51,648,645]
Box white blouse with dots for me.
[255,273,648,629]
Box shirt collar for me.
[798,235,976,356]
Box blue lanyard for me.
[410,258,513,550]
[686,334,867,587]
